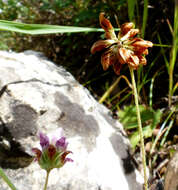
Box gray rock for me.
[0,51,143,190]
[164,149,178,190]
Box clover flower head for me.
[91,13,153,74]
[32,129,73,172]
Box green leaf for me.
[130,125,153,149]
[0,20,104,35]
[118,105,162,149]
[118,105,161,129]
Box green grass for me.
[168,0,178,106]
[0,20,104,34]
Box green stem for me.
[150,108,175,155]
[129,67,148,190]
[168,0,178,106]
[99,75,132,104]
[0,167,18,190]
[141,0,148,38]
[43,170,50,190]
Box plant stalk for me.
[43,170,50,190]
[129,67,148,190]
[142,0,148,38]
[99,75,132,104]
[0,167,18,190]
[168,0,178,106]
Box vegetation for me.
[0,0,177,189]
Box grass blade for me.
[168,0,178,106]
[99,75,132,104]
[141,0,148,37]
[0,20,104,35]
[150,107,175,155]
[127,0,137,22]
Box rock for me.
[0,50,143,190]
[164,149,178,190]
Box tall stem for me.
[168,0,178,106]
[129,67,148,190]
[0,167,18,190]
[142,0,149,38]
[43,170,50,190]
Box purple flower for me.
[32,129,73,172]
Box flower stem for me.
[129,67,148,190]
[43,170,50,190]
[0,167,18,190]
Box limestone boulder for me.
[164,149,178,190]
[0,51,143,190]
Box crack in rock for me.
[0,78,73,98]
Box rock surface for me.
[164,149,178,190]
[0,50,143,190]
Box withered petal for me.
[132,40,153,48]
[99,13,117,40]
[121,22,134,35]
[99,12,113,30]
[134,48,149,55]
[128,37,144,44]
[142,49,149,55]
[128,29,140,38]
[91,40,115,54]
[118,48,132,64]
[128,55,140,69]
[113,62,122,75]
[138,55,147,65]
[131,39,152,55]
[120,29,139,41]
[101,49,117,70]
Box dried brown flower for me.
[91,13,153,74]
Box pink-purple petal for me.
[39,132,49,149]
[56,136,68,150]
[65,158,73,162]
